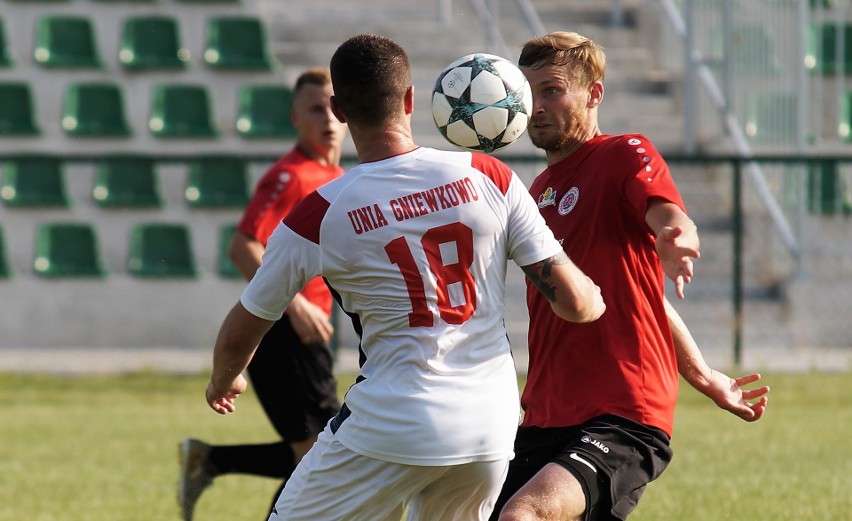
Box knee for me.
[496,502,542,521]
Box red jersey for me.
[237,146,344,317]
[523,134,685,436]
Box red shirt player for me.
[492,32,770,521]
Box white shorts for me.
[269,426,510,521]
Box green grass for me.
[2,371,850,520]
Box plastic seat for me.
[218,223,241,279]
[0,83,39,135]
[33,223,105,278]
[236,84,296,138]
[149,84,217,138]
[120,16,189,70]
[184,156,250,208]
[806,160,852,215]
[127,223,197,278]
[743,93,799,145]
[0,18,12,67]
[204,17,272,70]
[33,15,101,68]
[62,83,131,137]
[1,155,68,207]
[0,227,10,278]
[806,22,852,74]
[93,155,162,208]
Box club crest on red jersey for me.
[537,187,557,208]
[558,187,579,215]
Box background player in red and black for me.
[178,68,348,521]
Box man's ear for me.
[404,85,415,115]
[588,81,604,108]
[330,95,347,123]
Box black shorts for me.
[246,315,341,443]
[494,414,672,521]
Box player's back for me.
[259,146,557,465]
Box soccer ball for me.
[431,53,532,154]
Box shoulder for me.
[469,152,513,195]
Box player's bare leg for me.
[498,463,586,521]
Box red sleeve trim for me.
[282,191,330,244]
[470,152,512,195]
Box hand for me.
[704,371,770,422]
[206,374,248,415]
[655,225,700,299]
[285,295,334,345]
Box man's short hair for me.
[519,31,606,87]
[294,67,332,97]
[329,34,411,126]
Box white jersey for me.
[242,147,563,466]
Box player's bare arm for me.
[521,251,605,323]
[284,293,334,345]
[207,302,275,414]
[646,199,700,299]
[665,298,769,422]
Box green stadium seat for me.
[743,92,799,145]
[185,156,250,208]
[838,91,852,141]
[0,18,12,67]
[120,16,189,70]
[33,223,105,278]
[33,15,101,68]
[175,0,239,3]
[204,17,272,70]
[149,84,217,138]
[0,227,10,278]
[62,83,131,137]
[218,223,241,278]
[93,155,162,208]
[236,84,296,138]
[0,83,39,135]
[806,22,852,74]
[806,160,852,215]
[127,223,197,278]
[1,155,68,207]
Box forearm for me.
[228,232,265,281]
[522,251,605,323]
[666,297,713,388]
[210,302,272,392]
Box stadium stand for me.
[184,156,250,208]
[0,83,40,136]
[0,227,9,278]
[127,222,198,278]
[33,15,102,68]
[236,84,296,138]
[119,15,189,71]
[217,222,241,279]
[33,222,105,278]
[62,82,132,137]
[1,154,68,207]
[203,16,272,70]
[0,17,11,67]
[92,155,162,208]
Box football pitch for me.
[2,370,850,520]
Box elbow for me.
[553,292,605,323]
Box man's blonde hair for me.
[519,31,606,87]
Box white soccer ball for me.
[431,53,532,154]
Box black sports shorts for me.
[246,315,340,443]
[494,414,672,521]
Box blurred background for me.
[0,0,849,374]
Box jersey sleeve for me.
[236,165,302,245]
[504,172,564,267]
[619,134,686,223]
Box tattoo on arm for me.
[522,252,570,303]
